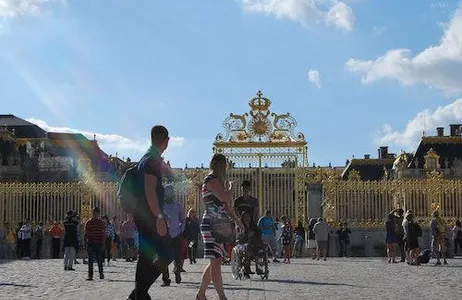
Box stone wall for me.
[307,183,323,220]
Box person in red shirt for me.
[85,207,106,281]
[49,222,64,259]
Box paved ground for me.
[1,257,462,300]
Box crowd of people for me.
[385,208,462,265]
[0,213,140,263]
[2,124,462,300]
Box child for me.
[281,220,293,264]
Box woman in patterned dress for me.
[196,154,244,300]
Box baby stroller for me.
[230,212,269,280]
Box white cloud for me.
[0,0,64,18]
[239,0,355,32]
[326,1,355,31]
[307,68,321,88]
[25,118,185,158]
[374,99,462,149]
[346,4,462,96]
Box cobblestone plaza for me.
[1,257,461,300]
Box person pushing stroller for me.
[236,212,267,278]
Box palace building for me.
[342,125,462,182]
[1,93,461,232]
[0,114,128,182]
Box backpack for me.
[417,249,431,264]
[437,217,446,234]
[117,165,141,214]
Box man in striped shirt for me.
[85,207,105,281]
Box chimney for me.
[364,154,370,159]
[436,127,444,137]
[378,146,388,159]
[450,124,462,136]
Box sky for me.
[1,0,462,168]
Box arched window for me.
[424,148,440,170]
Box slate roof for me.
[47,132,88,141]
[48,132,107,158]
[342,158,395,181]
[409,136,462,169]
[0,114,47,138]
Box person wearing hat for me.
[63,210,79,271]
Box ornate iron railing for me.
[322,174,462,228]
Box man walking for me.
[389,208,405,262]
[63,210,78,271]
[49,222,63,259]
[121,215,137,262]
[128,125,173,300]
[274,217,284,259]
[85,207,106,280]
[75,216,87,264]
[19,219,32,260]
[431,211,448,265]
[35,222,44,259]
[258,210,279,262]
[161,185,185,286]
[313,218,329,261]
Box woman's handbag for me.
[209,212,235,244]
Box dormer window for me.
[424,148,440,170]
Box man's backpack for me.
[437,217,446,234]
[117,165,140,214]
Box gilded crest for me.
[215,91,306,144]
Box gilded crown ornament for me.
[214,91,306,144]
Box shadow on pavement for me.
[179,283,275,292]
[265,279,364,288]
[424,264,462,268]
[0,283,37,288]
[0,260,15,265]
[73,270,121,274]
[108,279,134,283]
[225,286,276,292]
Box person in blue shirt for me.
[257,210,279,262]
[161,184,186,286]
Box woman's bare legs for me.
[391,244,397,263]
[212,257,227,299]
[387,244,392,263]
[197,257,227,300]
[197,262,211,299]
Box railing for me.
[0,167,303,227]
[394,168,462,179]
[323,175,462,228]
[6,169,461,230]
[173,168,300,222]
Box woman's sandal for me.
[195,295,208,300]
